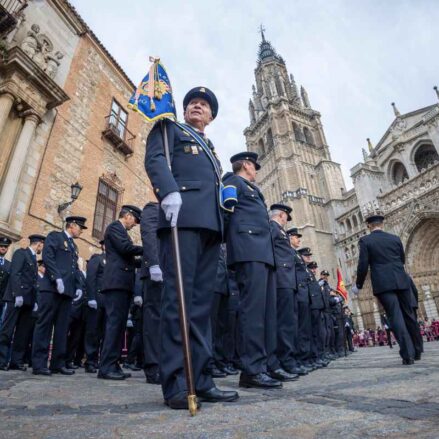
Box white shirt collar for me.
[64,230,72,239]
[28,247,36,256]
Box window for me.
[258,138,265,156]
[414,144,439,172]
[266,128,274,149]
[92,179,119,239]
[352,215,358,229]
[109,99,128,140]
[292,122,303,141]
[303,127,314,145]
[391,161,409,185]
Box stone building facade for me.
[0,0,153,263]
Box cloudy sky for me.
[70,0,439,186]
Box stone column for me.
[352,298,364,331]
[0,112,39,222]
[0,93,15,137]
[421,285,439,320]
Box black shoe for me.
[146,372,161,385]
[402,358,414,365]
[66,362,79,370]
[414,353,421,361]
[97,371,126,380]
[33,368,52,376]
[239,372,283,389]
[85,364,97,373]
[51,367,75,375]
[197,386,239,403]
[0,364,9,371]
[222,365,239,376]
[269,368,299,382]
[9,364,27,371]
[123,363,141,371]
[316,359,329,367]
[165,392,202,410]
[285,366,308,376]
[210,366,227,378]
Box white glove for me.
[14,296,24,308]
[88,299,98,309]
[127,319,134,328]
[351,285,360,295]
[161,191,182,228]
[134,295,143,306]
[149,265,163,282]
[56,278,65,294]
[33,303,38,312]
[73,289,83,302]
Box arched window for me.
[390,161,409,185]
[292,122,303,142]
[414,144,439,172]
[346,219,352,232]
[258,138,265,156]
[266,128,274,149]
[275,76,284,97]
[351,244,356,257]
[303,127,314,145]
[352,215,358,229]
[358,211,363,223]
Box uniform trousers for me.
[345,327,354,351]
[377,289,419,360]
[142,276,162,378]
[84,303,106,367]
[32,293,72,370]
[159,228,220,400]
[323,312,333,353]
[235,261,276,375]
[67,304,85,365]
[99,290,131,374]
[0,304,34,366]
[334,317,345,354]
[310,309,325,360]
[296,301,312,363]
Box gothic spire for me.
[367,138,374,153]
[391,102,401,117]
[257,26,284,64]
[434,86,439,101]
[301,85,311,108]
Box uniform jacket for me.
[42,231,81,298]
[0,257,11,302]
[293,249,310,303]
[222,173,274,267]
[86,253,106,306]
[214,244,228,295]
[319,279,333,312]
[102,220,143,293]
[270,220,297,289]
[145,120,222,233]
[139,201,160,279]
[309,273,325,310]
[3,248,38,306]
[356,230,410,294]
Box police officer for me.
[319,270,337,361]
[223,152,280,389]
[139,201,162,384]
[84,241,106,373]
[353,214,421,364]
[268,204,300,381]
[145,87,238,408]
[0,235,45,370]
[32,217,86,375]
[0,237,12,317]
[98,205,143,380]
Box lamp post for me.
[57,182,83,214]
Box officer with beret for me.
[0,237,12,315]
[319,270,337,361]
[223,152,281,389]
[268,204,300,382]
[0,235,45,370]
[32,217,86,375]
[146,87,238,408]
[98,205,143,380]
[353,214,420,364]
[83,240,106,373]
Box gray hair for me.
[269,209,283,219]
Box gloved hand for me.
[127,319,134,328]
[149,265,163,283]
[56,278,65,294]
[73,289,83,302]
[33,303,38,312]
[14,296,24,308]
[134,295,143,306]
[351,285,360,295]
[88,300,98,309]
[161,191,182,228]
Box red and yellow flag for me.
[336,268,349,302]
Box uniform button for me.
[182,186,186,190]
[249,230,252,234]
[155,188,160,193]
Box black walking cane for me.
[160,120,197,416]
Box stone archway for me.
[404,213,439,320]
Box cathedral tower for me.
[244,29,347,275]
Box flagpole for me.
[160,119,198,416]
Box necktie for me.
[68,238,75,253]
[0,257,3,266]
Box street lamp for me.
[58,182,83,214]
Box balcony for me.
[102,112,135,157]
[0,0,27,37]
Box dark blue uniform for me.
[0,256,11,316]
[356,229,419,360]
[139,201,162,382]
[99,220,143,376]
[32,231,81,371]
[0,248,38,367]
[319,278,335,356]
[222,172,275,376]
[269,220,298,371]
[145,120,222,400]
[308,273,325,362]
[84,252,106,368]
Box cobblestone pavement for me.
[0,342,438,439]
